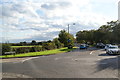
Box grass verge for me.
[0,47,77,59]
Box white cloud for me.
[0,0,118,42]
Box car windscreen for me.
[109,46,118,49]
[80,45,85,46]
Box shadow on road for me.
[98,53,118,56]
[72,47,98,52]
[94,56,120,78]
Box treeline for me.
[76,21,120,44]
[11,40,52,46]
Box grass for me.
[11,45,42,48]
[0,47,77,58]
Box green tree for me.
[53,38,64,48]
[58,30,75,47]
[31,40,36,45]
[76,30,95,44]
[76,20,120,44]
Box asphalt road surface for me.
[1,47,120,79]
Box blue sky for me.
[0,0,119,43]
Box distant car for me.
[106,45,120,55]
[104,44,112,50]
[86,44,89,47]
[96,43,105,48]
[80,44,87,49]
[68,45,73,49]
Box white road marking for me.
[97,59,101,60]
[55,57,72,60]
[90,51,95,54]
[55,58,61,60]
[21,57,39,63]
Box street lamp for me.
[68,23,75,34]
[67,23,75,49]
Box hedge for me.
[2,42,64,55]
[2,44,11,55]
[11,46,43,54]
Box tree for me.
[47,40,52,43]
[38,42,42,45]
[58,30,75,47]
[76,30,95,44]
[76,20,120,44]
[31,40,36,45]
[53,38,64,48]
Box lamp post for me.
[67,23,75,49]
[68,24,70,34]
[68,23,75,34]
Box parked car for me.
[96,43,105,48]
[104,44,112,50]
[106,45,120,55]
[80,44,88,49]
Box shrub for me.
[2,43,11,55]
[34,46,43,52]
[15,47,30,54]
[42,42,57,50]
[30,46,43,52]
[53,38,64,48]
[30,47,37,52]
[12,46,44,54]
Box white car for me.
[106,45,120,54]
[104,44,112,50]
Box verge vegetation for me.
[0,47,77,58]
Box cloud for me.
[0,0,117,43]
[41,1,71,10]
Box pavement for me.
[1,47,120,79]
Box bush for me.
[30,47,37,52]
[2,44,11,55]
[35,46,43,52]
[42,42,57,50]
[14,47,30,54]
[30,46,43,52]
[12,46,44,54]
[53,38,64,48]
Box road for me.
[1,47,120,79]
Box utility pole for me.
[68,24,70,34]
[67,23,75,49]
[68,23,75,34]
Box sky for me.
[0,0,119,43]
